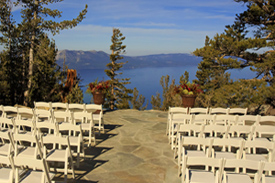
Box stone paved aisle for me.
[72,109,180,183]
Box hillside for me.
[56,50,202,70]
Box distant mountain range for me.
[56,50,202,70]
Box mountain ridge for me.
[56,50,202,70]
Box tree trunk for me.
[110,50,115,110]
[24,0,38,106]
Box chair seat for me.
[0,144,10,156]
[215,152,236,159]
[81,123,91,130]
[46,149,66,162]
[226,173,252,183]
[68,136,79,145]
[189,170,215,183]
[18,147,37,158]
[0,167,13,181]
[264,176,275,183]
[20,170,55,183]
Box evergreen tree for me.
[16,0,88,106]
[150,75,182,111]
[0,0,24,105]
[105,28,133,110]
[131,88,148,110]
[193,0,275,110]
[0,0,87,106]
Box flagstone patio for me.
[71,109,180,183]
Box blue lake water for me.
[79,66,254,109]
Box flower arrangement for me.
[87,79,110,94]
[174,81,203,96]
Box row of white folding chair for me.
[4,110,96,148]
[1,106,103,135]
[167,107,249,135]
[191,114,257,126]
[35,107,104,134]
[176,136,245,175]
[174,106,246,115]
[181,155,275,183]
[50,111,96,147]
[34,102,102,113]
[10,132,74,182]
[182,155,267,183]
[176,135,275,176]
[171,118,254,150]
[0,152,54,183]
[0,116,86,169]
[168,112,252,144]
[31,120,86,167]
[168,106,247,116]
[174,122,275,148]
[0,132,55,183]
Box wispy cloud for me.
[5,0,247,56]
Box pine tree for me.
[0,0,25,105]
[16,0,88,106]
[105,28,133,110]
[193,0,275,110]
[0,0,87,106]
[131,88,148,110]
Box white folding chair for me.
[51,102,68,112]
[85,104,104,133]
[2,106,18,119]
[35,121,58,137]
[236,114,260,126]
[261,161,275,183]
[174,123,205,154]
[178,136,213,176]
[12,154,55,183]
[227,125,253,140]
[73,112,96,147]
[34,109,53,123]
[14,119,36,136]
[228,107,247,115]
[191,114,213,125]
[0,117,15,133]
[244,140,275,162]
[258,116,275,126]
[253,125,275,142]
[170,113,192,148]
[68,103,85,112]
[42,135,75,182]
[181,155,225,183]
[167,107,189,136]
[189,107,209,115]
[170,114,194,150]
[0,131,14,157]
[34,101,52,110]
[0,154,14,183]
[17,108,35,121]
[52,110,73,124]
[209,107,229,115]
[212,138,245,159]
[203,124,229,138]
[12,133,43,160]
[222,158,264,183]
[213,114,238,126]
[57,122,84,168]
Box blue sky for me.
[9,0,247,56]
